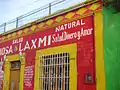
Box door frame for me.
[3,53,25,90]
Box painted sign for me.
[0,16,93,57]
[24,65,34,88]
[0,16,94,90]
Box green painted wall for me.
[103,6,120,90]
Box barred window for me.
[39,52,70,90]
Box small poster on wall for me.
[24,65,34,89]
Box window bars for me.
[39,52,69,90]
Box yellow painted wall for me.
[94,11,106,90]
[3,54,25,90]
[34,43,77,90]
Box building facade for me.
[0,0,108,90]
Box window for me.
[11,61,21,69]
[39,52,70,90]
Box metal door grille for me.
[39,52,69,90]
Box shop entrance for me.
[9,61,21,90]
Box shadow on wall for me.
[103,0,120,12]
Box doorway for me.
[9,61,21,90]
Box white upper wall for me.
[0,0,86,24]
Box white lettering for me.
[52,28,93,42]
[9,45,13,54]
[0,45,13,55]
[24,41,30,51]
[55,19,86,32]
[72,21,76,28]
[64,24,68,30]
[60,25,64,31]
[81,19,85,25]
[55,26,60,32]
[31,39,37,49]
[48,35,51,46]
[38,36,47,48]
[19,43,23,52]
[68,23,71,29]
